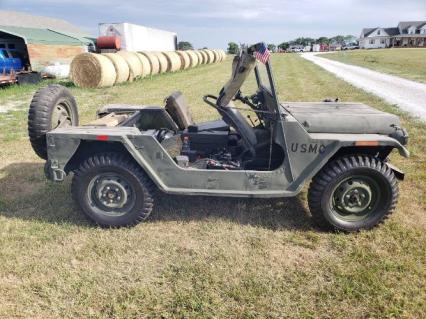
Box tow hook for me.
[44,160,65,182]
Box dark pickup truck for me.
[0,48,40,85]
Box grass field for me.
[0,54,425,318]
[321,48,426,83]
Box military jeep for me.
[28,43,409,231]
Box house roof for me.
[361,21,426,38]
[0,10,89,37]
[384,28,400,36]
[0,25,93,45]
[361,28,377,37]
[398,21,426,33]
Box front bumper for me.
[389,126,409,146]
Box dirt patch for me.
[0,100,27,113]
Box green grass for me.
[321,48,426,83]
[0,54,425,318]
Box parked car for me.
[342,45,359,50]
[288,47,304,53]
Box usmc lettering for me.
[291,143,325,154]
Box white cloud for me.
[1,0,425,48]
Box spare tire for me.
[28,84,79,160]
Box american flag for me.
[254,43,271,64]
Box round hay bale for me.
[161,51,181,72]
[203,50,215,64]
[70,53,116,88]
[140,51,160,75]
[175,51,191,70]
[152,52,168,73]
[199,50,208,64]
[186,50,199,67]
[136,52,152,77]
[219,49,227,61]
[117,51,143,80]
[212,49,221,63]
[101,53,130,84]
[217,49,225,62]
[194,50,203,65]
[216,50,224,62]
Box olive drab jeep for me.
[27,43,409,231]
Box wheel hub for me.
[333,178,374,216]
[97,179,128,208]
[51,103,72,129]
[88,174,133,212]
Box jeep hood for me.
[283,102,401,135]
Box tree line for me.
[179,36,358,55]
[227,35,357,53]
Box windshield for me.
[217,52,257,107]
[255,62,272,93]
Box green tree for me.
[330,35,345,44]
[316,37,330,44]
[227,42,239,54]
[288,37,314,46]
[267,44,277,52]
[278,42,289,51]
[177,41,193,50]
[343,35,358,45]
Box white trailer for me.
[312,44,320,52]
[98,23,177,52]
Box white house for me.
[359,21,426,49]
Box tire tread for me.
[71,153,155,227]
[308,155,398,232]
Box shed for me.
[0,25,94,71]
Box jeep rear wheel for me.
[308,155,398,232]
[28,84,79,160]
[72,153,155,227]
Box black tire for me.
[71,153,155,227]
[308,155,398,232]
[28,84,79,160]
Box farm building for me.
[0,10,94,72]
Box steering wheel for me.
[203,95,220,110]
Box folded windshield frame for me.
[254,60,280,114]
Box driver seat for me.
[165,91,229,132]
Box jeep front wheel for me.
[308,155,398,232]
[71,153,155,227]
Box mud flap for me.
[386,162,405,181]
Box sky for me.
[0,0,425,49]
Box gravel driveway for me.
[302,52,426,121]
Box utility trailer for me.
[99,23,177,52]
